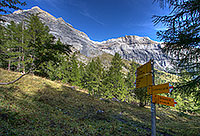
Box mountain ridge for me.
[1,6,171,70]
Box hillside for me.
[0,68,200,135]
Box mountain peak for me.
[31,6,41,10]
[31,6,57,20]
[111,35,156,44]
[13,6,42,14]
[57,17,66,23]
[13,6,57,20]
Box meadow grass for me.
[0,68,199,135]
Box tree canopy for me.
[0,0,26,22]
[153,0,200,101]
[0,0,26,14]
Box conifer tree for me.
[153,0,200,102]
[125,60,136,91]
[78,61,85,87]
[94,57,104,96]
[68,52,81,85]
[103,53,128,100]
[3,21,19,71]
[0,0,26,14]
[0,0,26,22]
[26,14,71,76]
[45,51,82,85]
[0,20,28,72]
[15,21,27,73]
[83,59,95,95]
[45,51,69,81]
[26,14,53,70]
[83,57,104,96]
[0,23,7,68]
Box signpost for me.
[152,94,177,107]
[136,73,153,88]
[136,60,152,75]
[135,59,176,136]
[147,83,172,95]
[136,60,152,88]
[150,60,156,136]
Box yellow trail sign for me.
[152,94,176,107]
[147,83,170,95]
[136,73,152,88]
[136,60,152,76]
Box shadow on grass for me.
[1,84,199,135]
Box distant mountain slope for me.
[97,35,170,70]
[1,6,172,71]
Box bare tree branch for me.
[0,71,29,85]
[0,62,41,85]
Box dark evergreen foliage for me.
[153,0,200,102]
[0,0,26,21]
[1,21,21,71]
[103,53,128,101]
[0,24,8,68]
[68,52,81,85]
[25,14,71,76]
[82,57,104,96]
[0,0,26,14]
[125,60,136,91]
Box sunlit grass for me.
[0,68,200,135]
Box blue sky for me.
[19,0,170,42]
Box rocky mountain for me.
[1,6,171,70]
[97,35,169,69]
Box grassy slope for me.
[0,68,200,136]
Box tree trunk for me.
[8,60,11,71]
[21,21,25,74]
[22,54,25,74]
[17,47,21,72]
